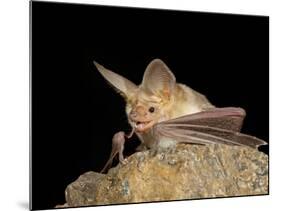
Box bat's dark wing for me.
[152,107,267,149]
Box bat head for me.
[94,59,176,133]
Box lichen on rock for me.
[60,144,268,207]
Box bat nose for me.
[136,106,148,116]
[130,106,148,119]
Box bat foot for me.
[120,158,129,165]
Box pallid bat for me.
[94,59,267,172]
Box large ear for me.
[141,59,176,100]
[94,61,138,99]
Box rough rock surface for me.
[61,144,268,207]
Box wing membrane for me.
[153,107,267,149]
[162,107,246,132]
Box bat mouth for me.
[133,120,155,132]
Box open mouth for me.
[133,120,154,132]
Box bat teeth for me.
[134,122,144,130]
[133,121,152,131]
[134,122,141,129]
[134,122,138,128]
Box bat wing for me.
[152,107,267,149]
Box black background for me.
[31,1,269,210]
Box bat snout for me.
[136,106,148,116]
[129,114,155,133]
[128,105,157,132]
[129,106,149,120]
[131,120,155,133]
[129,114,152,124]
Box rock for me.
[65,172,106,207]
[61,144,268,207]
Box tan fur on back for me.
[171,84,214,117]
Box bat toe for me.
[120,158,129,165]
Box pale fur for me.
[168,84,214,118]
[94,59,215,150]
[125,83,215,149]
[125,83,214,124]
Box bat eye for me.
[148,107,155,113]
